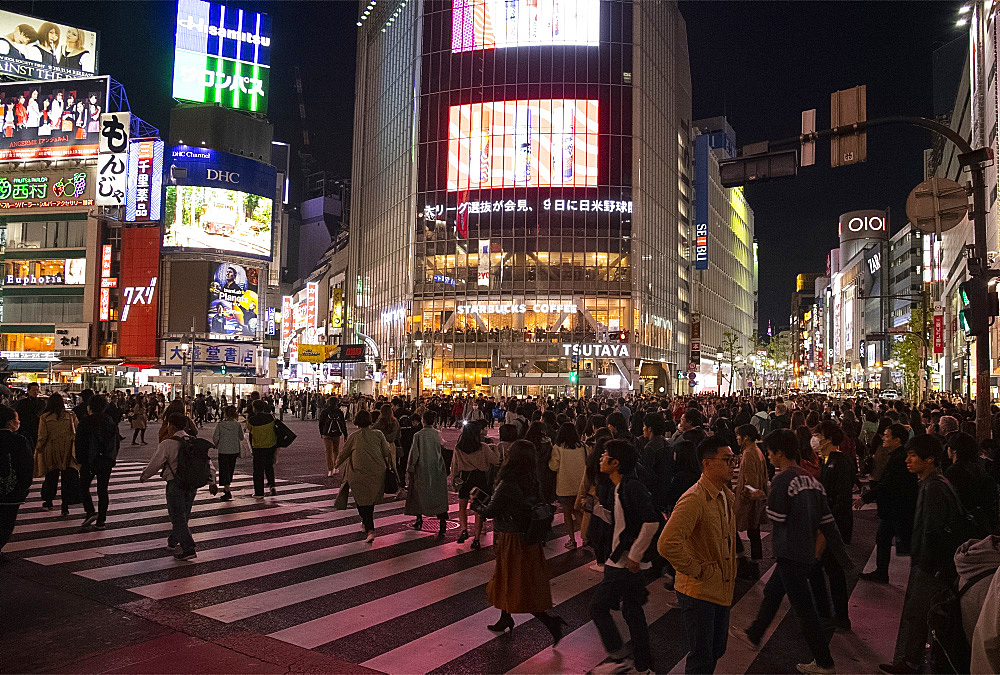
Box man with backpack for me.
[319,396,348,478]
[140,412,217,561]
[76,395,120,529]
[880,434,971,674]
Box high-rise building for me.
[347,0,694,396]
[690,116,756,393]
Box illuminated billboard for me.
[208,262,258,338]
[0,10,99,80]
[452,0,599,52]
[0,167,93,209]
[164,185,273,259]
[0,76,109,161]
[3,258,85,286]
[447,99,598,191]
[119,227,160,360]
[172,0,271,114]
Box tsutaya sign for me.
[562,343,630,358]
[457,302,578,314]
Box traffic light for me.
[220,364,227,375]
[615,331,628,342]
[568,370,578,384]
[959,277,999,335]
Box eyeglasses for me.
[710,454,737,466]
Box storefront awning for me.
[7,360,58,372]
[640,362,666,378]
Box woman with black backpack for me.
[471,439,567,644]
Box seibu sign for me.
[839,209,888,242]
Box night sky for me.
[7,0,965,334]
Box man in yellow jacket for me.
[658,436,737,674]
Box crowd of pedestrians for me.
[2,386,1000,673]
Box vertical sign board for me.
[478,239,490,286]
[281,294,292,355]
[306,282,318,334]
[96,112,129,206]
[125,139,164,222]
[694,221,709,270]
[99,244,115,321]
[690,313,702,364]
[933,302,944,355]
[119,227,160,359]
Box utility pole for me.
[722,112,995,440]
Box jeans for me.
[40,468,73,505]
[677,592,731,674]
[79,464,112,524]
[0,504,19,551]
[735,528,763,560]
[252,446,276,495]
[218,453,238,488]
[893,565,947,667]
[809,551,849,623]
[165,480,198,553]
[323,436,342,471]
[358,504,375,533]
[748,558,834,669]
[589,565,652,672]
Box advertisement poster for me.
[208,262,258,338]
[173,0,271,114]
[0,10,99,81]
[0,76,109,161]
[448,99,599,190]
[119,227,160,360]
[451,0,599,52]
[164,185,273,259]
[0,167,93,209]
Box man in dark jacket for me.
[76,395,120,529]
[72,388,94,423]
[638,412,673,513]
[671,410,707,449]
[856,423,918,583]
[590,440,663,674]
[945,432,999,536]
[0,404,34,552]
[13,382,45,450]
[880,435,965,674]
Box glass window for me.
[4,219,86,250]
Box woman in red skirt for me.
[472,439,567,644]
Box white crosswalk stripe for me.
[5,469,906,675]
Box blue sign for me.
[432,274,456,286]
[170,145,276,199]
[694,221,708,270]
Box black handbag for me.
[383,458,399,495]
[521,502,555,544]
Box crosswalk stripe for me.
[13,485,336,535]
[506,576,678,674]
[360,559,604,674]
[22,474,300,505]
[76,505,445,581]
[200,506,478,624]
[130,526,433,600]
[265,528,569,647]
[25,499,406,565]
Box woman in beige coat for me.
[35,393,78,515]
[336,409,397,543]
[734,424,768,560]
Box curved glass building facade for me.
[349,0,692,396]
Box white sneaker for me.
[327,470,333,477]
[796,661,835,674]
[366,531,376,543]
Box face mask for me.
[810,436,822,451]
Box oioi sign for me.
[839,209,888,242]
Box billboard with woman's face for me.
[0,10,99,80]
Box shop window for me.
[4,219,86,250]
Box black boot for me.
[536,612,568,647]
[487,611,514,633]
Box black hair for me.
[456,423,483,454]
[0,404,16,428]
[498,439,539,487]
[906,434,943,464]
[643,412,666,436]
[673,440,700,475]
[736,423,759,442]
[89,394,108,415]
[555,422,582,448]
[886,423,909,446]
[697,435,731,463]
[355,409,372,427]
[947,432,979,464]
[422,410,437,426]
[607,411,626,431]
[604,438,638,474]
[763,429,801,463]
[817,419,845,446]
[167,412,188,430]
[43,392,65,418]
[498,423,519,442]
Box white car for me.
[881,389,900,401]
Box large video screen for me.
[452,0,599,53]
[173,0,271,114]
[208,262,258,338]
[0,77,109,161]
[164,185,273,259]
[0,10,99,80]
[447,99,598,191]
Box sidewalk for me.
[1,550,381,674]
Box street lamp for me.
[179,341,191,401]
[411,330,424,399]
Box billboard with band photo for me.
[208,262,259,338]
[0,76,109,161]
[0,9,99,81]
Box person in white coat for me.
[971,565,1000,674]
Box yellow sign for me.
[297,344,327,363]
[331,287,343,328]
